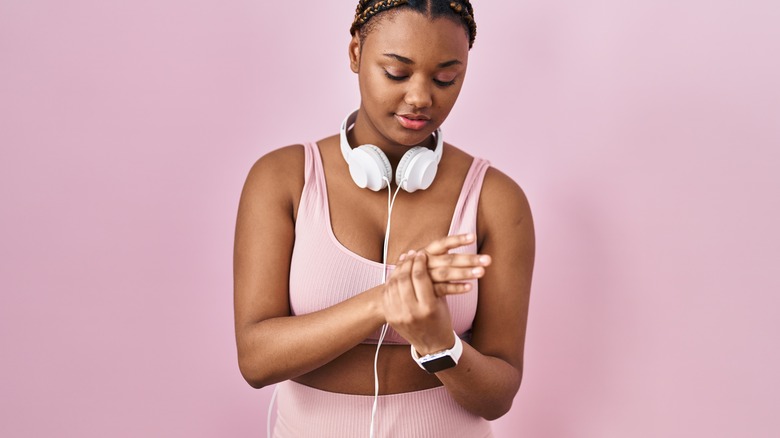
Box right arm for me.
[233,146,387,388]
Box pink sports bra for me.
[289,142,491,344]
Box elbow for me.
[238,354,275,389]
[481,398,514,421]
[242,374,267,390]
[239,364,266,389]
[481,368,522,420]
[236,330,286,389]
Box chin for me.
[395,132,431,148]
[390,123,439,147]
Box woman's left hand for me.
[383,250,459,355]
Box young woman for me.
[233,1,535,436]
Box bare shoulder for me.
[482,166,531,215]
[244,144,305,190]
[478,165,534,243]
[240,144,305,214]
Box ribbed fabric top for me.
[289,141,491,344]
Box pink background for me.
[2,1,779,437]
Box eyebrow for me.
[383,53,462,68]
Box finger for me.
[433,281,473,297]
[427,253,492,269]
[395,250,419,306]
[384,251,416,323]
[429,265,486,283]
[424,233,476,256]
[411,252,436,305]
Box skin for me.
[233,10,535,421]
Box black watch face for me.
[422,356,457,373]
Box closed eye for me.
[434,78,457,87]
[384,71,407,81]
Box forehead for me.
[361,10,469,64]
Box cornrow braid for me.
[448,1,476,48]
[350,0,410,36]
[353,0,373,20]
[350,0,477,49]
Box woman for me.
[233,1,535,436]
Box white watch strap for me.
[411,331,463,370]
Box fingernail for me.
[464,233,475,241]
[479,255,491,264]
[399,254,406,262]
[472,267,484,275]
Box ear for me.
[348,35,361,73]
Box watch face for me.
[421,355,457,373]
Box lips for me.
[395,113,431,131]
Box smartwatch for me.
[411,331,463,373]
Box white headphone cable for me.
[369,176,406,438]
[266,384,279,437]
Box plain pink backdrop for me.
[1,1,779,437]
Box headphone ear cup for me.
[347,144,393,191]
[396,146,439,193]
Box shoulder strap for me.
[449,157,491,235]
[296,142,328,225]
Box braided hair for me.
[350,0,477,49]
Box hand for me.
[416,233,492,297]
[383,250,458,354]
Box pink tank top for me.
[289,142,491,344]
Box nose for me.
[404,76,433,109]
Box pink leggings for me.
[272,380,493,438]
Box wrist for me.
[412,330,457,357]
[368,284,387,324]
[411,330,463,374]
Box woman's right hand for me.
[410,233,492,297]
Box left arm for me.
[385,168,535,420]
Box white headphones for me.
[340,110,443,193]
